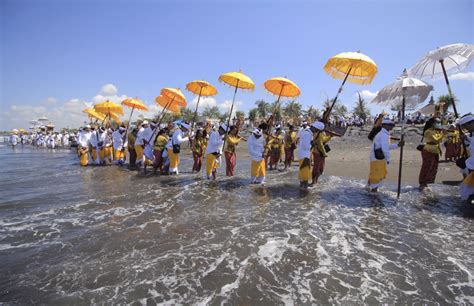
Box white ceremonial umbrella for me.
[408,43,474,118]
[371,69,433,198]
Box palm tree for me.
[248,108,258,126]
[269,100,283,122]
[201,106,221,119]
[255,99,270,118]
[235,111,245,120]
[353,92,371,124]
[282,100,302,122]
[437,94,457,114]
[303,106,321,121]
[179,107,195,122]
[334,105,348,117]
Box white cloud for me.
[355,90,378,101]
[450,72,474,81]
[42,97,58,106]
[189,96,217,110]
[218,100,242,118]
[99,83,118,96]
[0,83,140,130]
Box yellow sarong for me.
[206,154,219,176]
[134,144,144,161]
[103,146,112,160]
[114,149,126,161]
[91,148,98,161]
[251,160,266,178]
[79,148,89,166]
[368,160,387,186]
[168,148,179,171]
[298,158,311,181]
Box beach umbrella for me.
[408,43,474,158]
[94,100,124,116]
[148,88,187,144]
[83,108,106,122]
[121,97,148,141]
[372,69,433,198]
[263,76,301,124]
[186,80,218,131]
[323,51,378,122]
[155,94,182,116]
[218,70,255,152]
[408,43,474,119]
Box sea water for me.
[0,146,472,304]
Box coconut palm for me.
[248,108,258,126]
[255,99,270,118]
[201,106,222,119]
[353,92,371,123]
[303,106,321,121]
[283,100,302,122]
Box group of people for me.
[367,113,474,203]
[9,130,73,149]
[10,111,473,204]
[72,118,336,188]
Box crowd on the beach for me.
[9,112,473,204]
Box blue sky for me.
[1,0,473,130]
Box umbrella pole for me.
[397,92,406,199]
[222,81,240,157]
[192,87,203,132]
[147,97,175,144]
[324,67,352,122]
[439,60,459,118]
[124,106,135,145]
[440,59,468,157]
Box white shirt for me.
[247,134,265,161]
[166,129,189,148]
[10,135,19,145]
[370,128,398,163]
[297,128,313,160]
[77,131,91,147]
[112,130,127,150]
[135,127,153,145]
[205,131,224,155]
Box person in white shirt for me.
[166,122,190,174]
[457,114,474,203]
[134,121,153,168]
[298,121,324,189]
[204,123,227,180]
[10,132,19,147]
[296,121,308,144]
[112,125,127,165]
[367,118,404,192]
[77,125,92,166]
[102,128,113,164]
[247,128,266,184]
[89,126,102,165]
[62,132,70,147]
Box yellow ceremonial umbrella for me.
[83,108,106,122]
[94,100,124,116]
[263,76,301,124]
[218,70,255,151]
[155,88,186,123]
[160,88,186,107]
[323,51,377,122]
[186,80,218,130]
[155,95,181,115]
[121,97,148,135]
